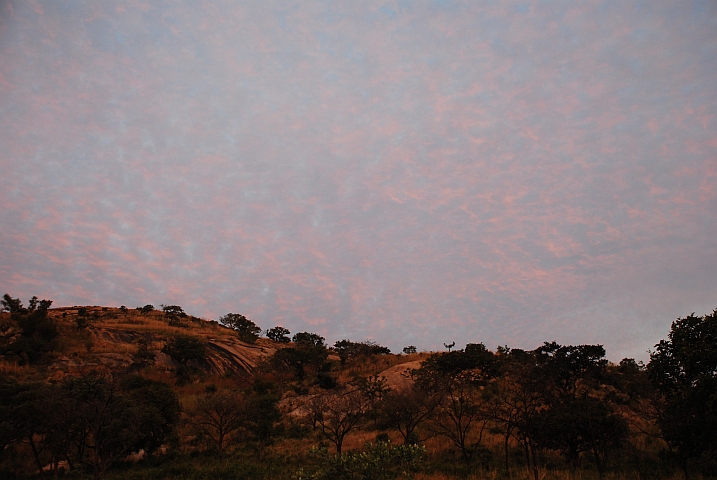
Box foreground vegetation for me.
[1,294,716,479]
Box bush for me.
[316,372,337,389]
[161,336,206,365]
[333,340,391,365]
[295,441,425,480]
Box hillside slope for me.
[0,305,278,378]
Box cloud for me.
[1,0,716,360]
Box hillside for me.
[0,305,284,379]
[1,299,712,480]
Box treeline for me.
[1,294,716,479]
[0,373,179,479]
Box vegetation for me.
[161,305,187,327]
[647,309,717,478]
[266,326,291,343]
[334,340,391,365]
[220,313,261,343]
[1,294,716,479]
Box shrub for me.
[295,441,425,480]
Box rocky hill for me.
[0,305,280,379]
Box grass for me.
[0,359,30,375]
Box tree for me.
[220,313,261,343]
[429,373,490,463]
[403,345,417,354]
[131,338,156,369]
[63,373,180,479]
[647,310,717,478]
[273,345,328,380]
[117,375,181,453]
[483,348,544,480]
[190,390,246,457]
[378,386,438,445]
[266,326,291,343]
[293,331,325,347]
[27,296,52,312]
[1,294,23,313]
[161,336,206,382]
[243,382,283,460]
[308,388,371,453]
[527,342,626,478]
[333,340,391,365]
[161,305,187,326]
[1,302,58,364]
[162,336,205,365]
[139,305,154,315]
[413,345,499,463]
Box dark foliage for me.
[0,301,58,364]
[273,345,328,380]
[292,331,325,347]
[220,313,261,343]
[266,326,291,343]
[160,305,187,327]
[333,340,391,365]
[161,336,206,371]
[0,373,179,479]
[647,309,717,477]
[1,294,24,313]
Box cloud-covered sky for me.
[1,0,716,361]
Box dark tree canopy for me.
[28,296,52,311]
[292,331,325,347]
[220,313,261,343]
[139,304,155,314]
[162,304,187,326]
[419,342,499,378]
[1,294,23,313]
[647,310,717,471]
[528,343,625,475]
[0,298,58,364]
[333,340,391,365]
[161,305,186,317]
[0,373,180,479]
[161,336,206,365]
[266,326,291,343]
[274,345,328,380]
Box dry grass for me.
[0,360,30,376]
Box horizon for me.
[1,1,716,364]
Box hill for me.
[2,298,712,480]
[1,305,281,380]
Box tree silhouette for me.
[190,390,246,457]
[220,313,261,343]
[308,388,371,453]
[266,326,291,343]
[647,310,717,478]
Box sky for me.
[1,0,716,361]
